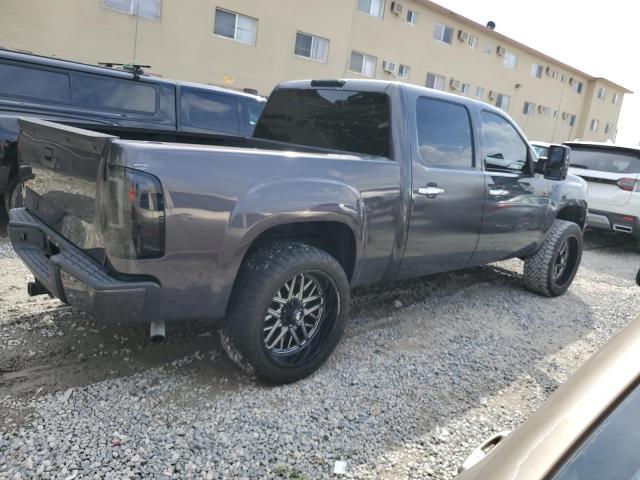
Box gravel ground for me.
[1,215,639,479]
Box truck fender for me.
[221,177,366,295]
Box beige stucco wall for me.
[0,0,628,143]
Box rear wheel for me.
[3,174,23,213]
[221,241,350,384]
[523,219,583,297]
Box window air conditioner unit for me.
[458,30,469,42]
[390,1,404,14]
[568,77,575,86]
[382,60,398,74]
[562,112,569,120]
[450,79,461,90]
[496,46,506,56]
[545,66,552,76]
[537,105,545,113]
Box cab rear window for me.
[254,88,390,158]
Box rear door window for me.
[0,62,71,102]
[570,148,640,174]
[254,88,390,157]
[180,87,242,134]
[416,97,473,169]
[481,111,529,173]
[70,73,158,114]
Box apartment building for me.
[1,0,631,142]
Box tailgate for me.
[18,117,116,250]
[568,167,637,207]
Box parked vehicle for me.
[9,79,587,383]
[457,315,640,480]
[564,141,640,248]
[0,49,266,213]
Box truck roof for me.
[564,140,640,155]
[276,78,509,116]
[0,49,266,102]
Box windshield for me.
[254,88,391,157]
[569,147,640,173]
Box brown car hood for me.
[457,317,640,480]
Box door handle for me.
[489,188,510,197]
[417,186,445,197]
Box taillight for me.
[100,165,165,260]
[617,178,640,192]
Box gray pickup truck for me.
[8,79,587,383]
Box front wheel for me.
[523,219,583,297]
[221,241,350,384]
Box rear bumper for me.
[587,209,640,237]
[8,208,161,323]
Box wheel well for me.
[556,206,586,229]
[246,221,357,280]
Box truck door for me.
[469,110,550,266]
[397,97,485,279]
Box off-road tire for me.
[3,174,23,214]
[221,241,350,384]
[524,219,583,297]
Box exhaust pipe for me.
[613,224,633,233]
[27,280,49,297]
[150,321,166,342]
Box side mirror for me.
[534,156,547,174]
[544,145,571,181]
[458,431,510,473]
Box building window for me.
[102,0,161,20]
[565,113,576,127]
[539,105,552,117]
[349,51,377,77]
[612,93,621,105]
[502,51,518,70]
[572,81,584,94]
[604,123,614,134]
[483,41,492,54]
[597,87,607,101]
[530,63,543,78]
[475,86,485,99]
[294,32,329,62]
[357,0,385,18]
[590,119,599,132]
[495,93,510,111]
[214,8,257,45]
[461,83,471,95]
[398,64,410,79]
[406,9,418,25]
[433,22,454,44]
[468,35,478,49]
[426,73,446,91]
[523,101,535,116]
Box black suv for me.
[0,50,266,213]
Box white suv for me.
[533,141,640,247]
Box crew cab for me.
[0,49,266,213]
[8,79,587,383]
